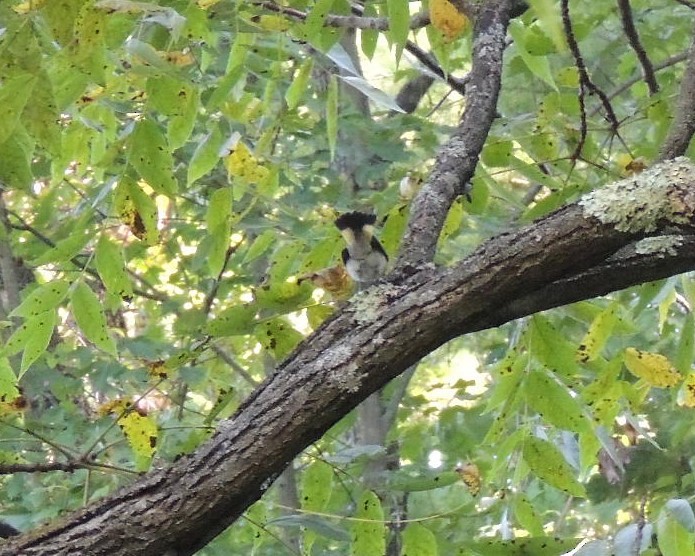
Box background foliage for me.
[0,0,694,554]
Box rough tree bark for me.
[3,160,695,555]
[4,0,695,554]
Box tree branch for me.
[617,0,659,95]
[6,158,695,556]
[397,0,514,267]
[659,21,695,160]
[255,2,431,31]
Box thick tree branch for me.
[5,159,695,556]
[659,21,695,160]
[397,0,513,267]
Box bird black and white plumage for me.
[335,212,388,285]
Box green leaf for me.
[302,460,333,511]
[360,3,379,59]
[387,0,409,63]
[242,230,277,264]
[576,302,620,363]
[522,436,586,497]
[71,282,117,356]
[327,74,338,161]
[254,281,312,312]
[187,127,223,185]
[169,85,200,150]
[0,73,37,144]
[31,214,93,266]
[20,310,57,377]
[0,128,34,191]
[509,20,557,91]
[513,493,544,536]
[10,280,70,318]
[351,491,385,556]
[527,0,566,53]
[0,358,19,402]
[206,187,233,276]
[128,119,178,196]
[657,499,695,556]
[662,499,695,533]
[525,369,591,434]
[255,318,304,359]
[529,315,578,376]
[95,236,133,300]
[298,0,335,46]
[22,71,61,156]
[206,305,256,337]
[72,1,107,79]
[676,313,695,373]
[402,523,438,556]
[286,58,314,110]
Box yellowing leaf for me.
[160,50,195,66]
[224,141,269,183]
[119,411,158,466]
[430,0,469,41]
[254,15,291,32]
[576,303,619,363]
[455,462,481,496]
[113,178,159,244]
[678,373,695,408]
[624,347,681,387]
[13,0,47,14]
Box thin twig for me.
[616,0,659,94]
[561,0,623,161]
[255,1,431,31]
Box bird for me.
[334,211,388,285]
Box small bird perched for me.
[335,211,388,285]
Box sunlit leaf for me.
[128,119,178,196]
[10,280,70,318]
[624,348,681,388]
[118,411,157,470]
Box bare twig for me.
[617,0,659,94]
[404,41,470,96]
[598,50,688,110]
[256,1,431,31]
[561,0,622,160]
[675,0,695,9]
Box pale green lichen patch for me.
[579,157,695,233]
[351,283,396,324]
[634,235,684,257]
